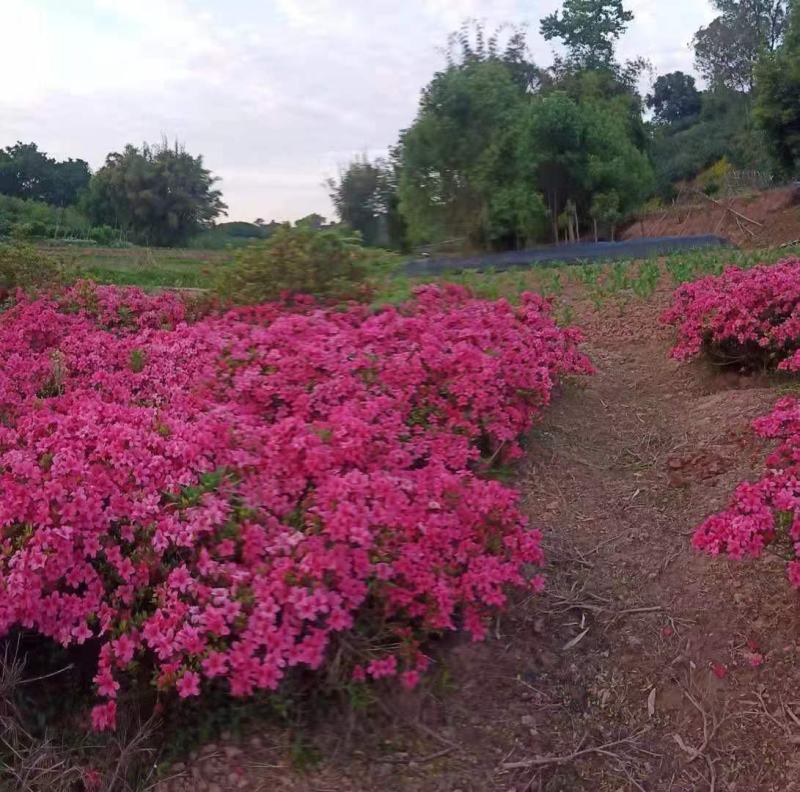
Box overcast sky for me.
[0,0,717,223]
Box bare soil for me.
[157,283,800,792]
[622,186,800,249]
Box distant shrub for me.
[0,243,66,298]
[217,226,372,303]
[662,259,800,370]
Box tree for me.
[650,87,771,193]
[327,156,395,246]
[295,213,327,230]
[398,58,532,248]
[445,19,542,92]
[84,140,226,246]
[515,91,653,243]
[755,2,800,174]
[694,0,787,91]
[327,155,407,249]
[540,0,634,71]
[392,16,657,249]
[0,142,90,206]
[647,72,702,124]
[590,191,621,240]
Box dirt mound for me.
[623,186,800,249]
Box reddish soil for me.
[157,283,800,792]
[622,186,800,249]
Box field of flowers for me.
[0,281,591,731]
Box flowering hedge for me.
[662,258,800,370]
[693,397,800,589]
[0,282,591,730]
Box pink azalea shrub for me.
[693,396,800,587]
[662,258,800,370]
[0,281,591,730]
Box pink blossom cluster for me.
[662,259,800,370]
[693,396,800,588]
[0,282,590,730]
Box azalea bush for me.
[0,281,591,731]
[693,396,800,589]
[662,258,800,371]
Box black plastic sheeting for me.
[403,235,735,276]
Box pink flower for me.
[747,653,764,668]
[400,670,420,689]
[202,652,228,679]
[352,666,366,683]
[112,633,137,667]
[91,701,117,731]
[176,671,201,698]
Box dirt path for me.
[161,294,800,792]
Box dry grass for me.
[0,639,160,792]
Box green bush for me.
[0,243,67,295]
[216,226,374,304]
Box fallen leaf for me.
[672,733,699,759]
[562,628,590,651]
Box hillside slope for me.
[623,186,800,249]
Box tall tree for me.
[694,0,787,91]
[327,155,403,247]
[646,72,702,124]
[397,58,533,247]
[755,1,800,174]
[85,141,226,246]
[445,20,542,91]
[515,91,653,243]
[540,0,634,71]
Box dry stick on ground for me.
[691,189,764,228]
[500,729,651,770]
[739,691,800,742]
[673,684,730,792]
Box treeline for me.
[0,140,226,247]
[330,0,800,251]
[648,0,790,196]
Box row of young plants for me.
[663,257,800,590]
[0,280,592,733]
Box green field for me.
[54,241,800,306]
[53,245,232,290]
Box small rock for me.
[521,714,536,728]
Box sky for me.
[0,0,718,223]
